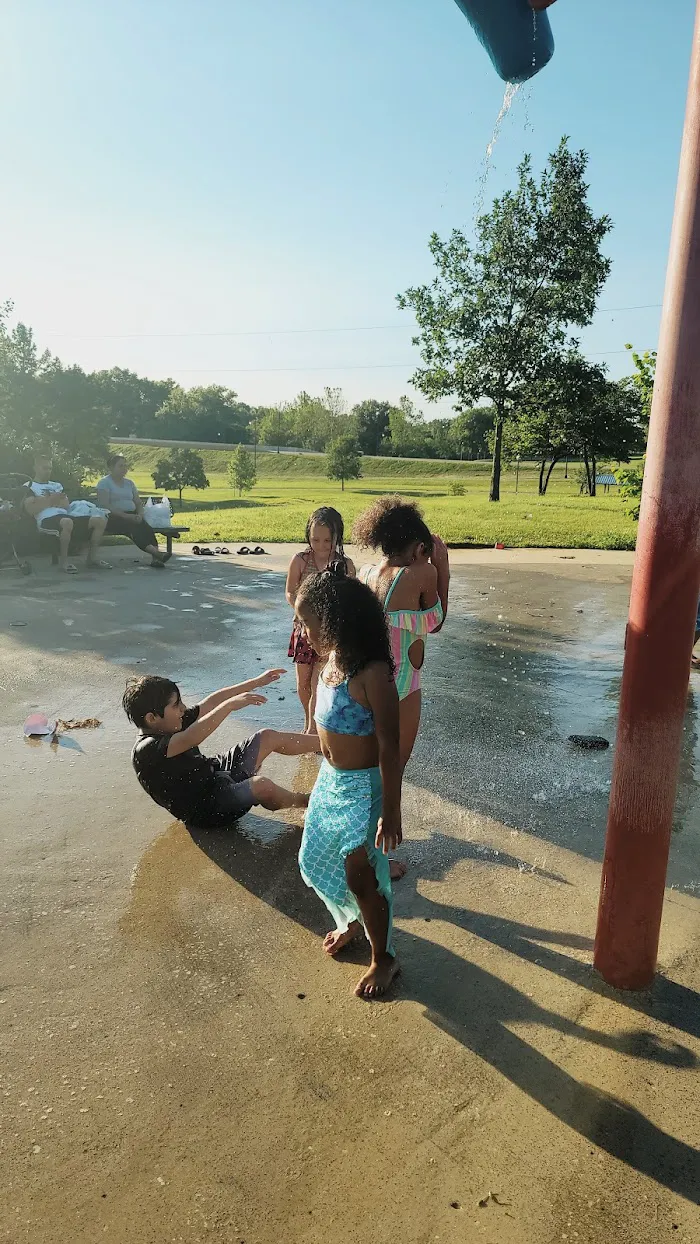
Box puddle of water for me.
[411,568,700,894]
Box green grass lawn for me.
[112,445,638,550]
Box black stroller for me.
[0,473,32,576]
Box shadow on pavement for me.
[190,817,700,1206]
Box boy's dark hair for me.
[297,564,394,680]
[305,506,347,569]
[352,495,432,558]
[122,675,180,728]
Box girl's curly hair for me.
[352,495,432,558]
[296,564,394,680]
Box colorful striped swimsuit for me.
[362,566,444,700]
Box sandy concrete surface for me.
[1,547,698,1244]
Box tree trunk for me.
[178,487,183,504]
[542,456,560,495]
[341,477,345,491]
[582,452,592,496]
[538,458,546,495]
[489,417,503,502]
[591,455,597,497]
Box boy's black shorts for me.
[189,732,262,829]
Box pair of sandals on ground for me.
[191,544,267,556]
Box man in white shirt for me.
[23,456,109,573]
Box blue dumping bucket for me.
[452,0,554,83]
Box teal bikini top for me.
[315,673,375,736]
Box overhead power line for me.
[42,302,662,342]
[161,348,631,376]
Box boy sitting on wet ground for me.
[123,669,319,829]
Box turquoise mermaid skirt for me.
[299,761,394,955]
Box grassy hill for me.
[108,441,639,550]
[115,441,496,480]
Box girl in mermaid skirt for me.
[295,566,402,999]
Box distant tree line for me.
[0,299,497,492]
[0,132,653,509]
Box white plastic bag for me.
[144,497,172,528]
[68,499,108,519]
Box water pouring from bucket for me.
[452,0,555,83]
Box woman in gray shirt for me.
[97,454,170,568]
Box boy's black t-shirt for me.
[132,706,219,823]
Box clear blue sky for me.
[1,0,694,416]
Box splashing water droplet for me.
[532,8,538,71]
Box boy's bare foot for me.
[323,921,362,956]
[354,954,400,1000]
[390,859,407,881]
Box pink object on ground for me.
[23,713,57,737]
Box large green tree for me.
[571,377,642,496]
[91,367,175,438]
[449,406,496,460]
[0,304,109,481]
[155,385,252,444]
[258,403,298,449]
[398,139,612,500]
[507,353,605,494]
[353,399,391,455]
[387,396,428,458]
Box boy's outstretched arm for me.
[197,669,286,715]
[167,692,267,757]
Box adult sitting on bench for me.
[24,455,110,573]
[97,454,170,569]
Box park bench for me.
[36,495,190,563]
[595,473,618,494]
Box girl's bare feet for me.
[389,859,407,882]
[355,954,400,999]
[323,921,362,956]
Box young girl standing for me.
[286,507,355,731]
[295,568,401,999]
[353,496,449,771]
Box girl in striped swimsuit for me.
[354,496,450,773]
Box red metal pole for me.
[594,0,700,990]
